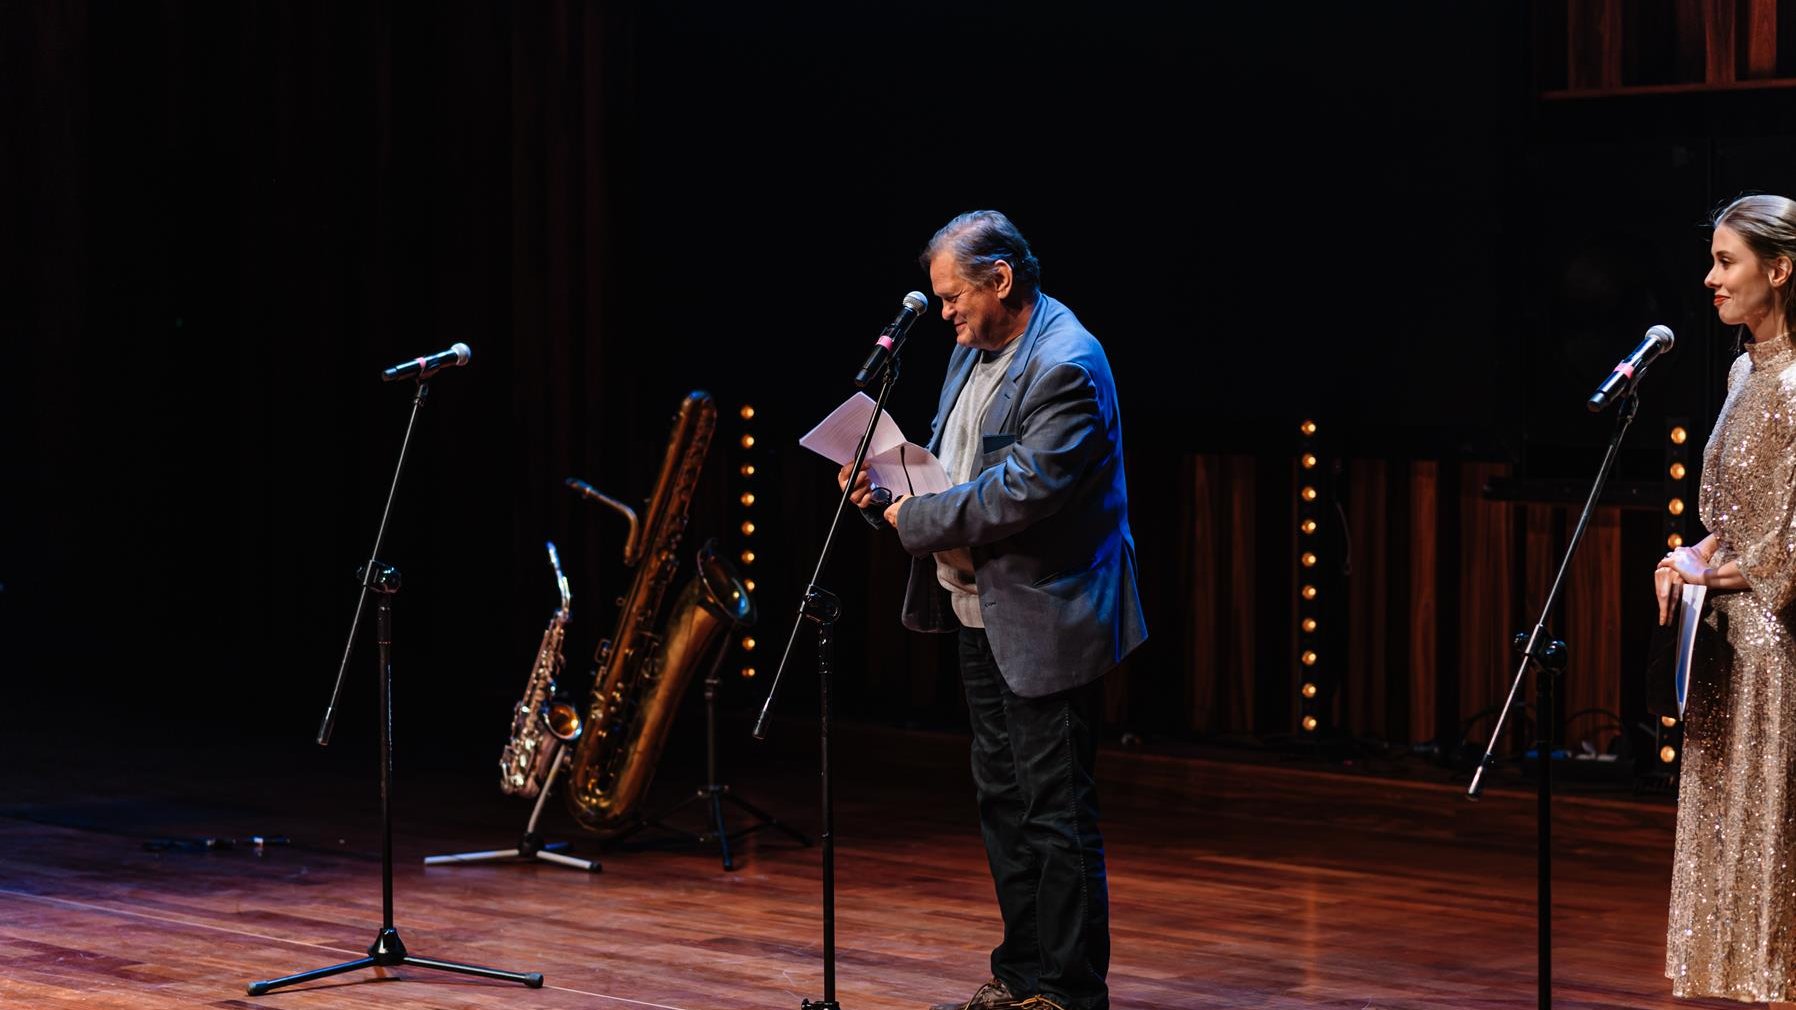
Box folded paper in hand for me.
[799,392,951,497]
[1645,582,1707,719]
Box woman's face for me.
[1706,224,1782,329]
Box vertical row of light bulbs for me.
[737,404,759,680]
[1659,418,1692,769]
[1297,419,1323,735]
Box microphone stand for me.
[752,354,906,1010]
[1466,387,1644,1010]
[248,376,542,996]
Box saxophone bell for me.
[545,700,583,742]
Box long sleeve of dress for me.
[1704,348,1796,614]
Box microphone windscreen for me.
[451,342,473,364]
[903,291,929,315]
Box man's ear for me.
[992,260,1014,300]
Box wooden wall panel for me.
[1407,462,1440,746]
[1562,507,1625,752]
[1223,455,1259,733]
[1344,459,1390,741]
[1455,463,1519,731]
[1181,454,1259,735]
[1160,454,1641,750]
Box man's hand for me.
[837,463,876,508]
[883,493,910,528]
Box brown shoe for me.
[1014,998,1067,1010]
[928,977,1024,1010]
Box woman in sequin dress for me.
[1663,193,1796,1004]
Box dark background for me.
[4,2,1792,767]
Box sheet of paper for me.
[798,392,951,496]
[1675,583,1706,717]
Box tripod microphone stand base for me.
[247,926,543,996]
[252,561,544,997]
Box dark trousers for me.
[958,628,1109,1010]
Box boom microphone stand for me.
[752,349,909,1010]
[1466,382,1648,1010]
[248,363,542,996]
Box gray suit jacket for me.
[895,291,1146,697]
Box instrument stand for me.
[1466,389,1643,1010]
[423,742,601,873]
[248,563,543,995]
[618,649,811,870]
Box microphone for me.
[381,342,471,382]
[853,291,930,388]
[1587,325,1674,412]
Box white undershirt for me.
[932,338,1021,629]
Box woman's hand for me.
[1655,547,1711,625]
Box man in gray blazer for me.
[841,210,1145,1010]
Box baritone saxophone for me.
[564,391,754,836]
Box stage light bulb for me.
[740,550,756,565]
[744,579,756,592]
[741,464,756,478]
[1667,532,1684,549]
[1301,682,1318,699]
[1670,426,1688,445]
[1300,420,1318,437]
[741,637,756,652]
[741,492,756,507]
[1301,453,1318,469]
[742,667,757,679]
[1660,745,1677,763]
[740,434,756,449]
[1300,486,1318,502]
[740,405,756,420]
[1302,715,1319,732]
[1661,715,1677,728]
[1669,462,1686,480]
[1301,618,1318,633]
[1301,584,1318,600]
[1300,519,1318,535]
[741,521,756,536]
[1668,498,1685,516]
[1301,552,1317,567]
[1301,650,1318,666]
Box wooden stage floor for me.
[0,721,1740,1010]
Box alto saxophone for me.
[498,542,581,798]
[564,391,754,836]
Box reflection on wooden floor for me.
[0,721,1739,1009]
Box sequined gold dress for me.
[1667,337,1796,1002]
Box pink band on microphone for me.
[876,336,895,351]
[1614,363,1635,380]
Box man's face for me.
[929,254,1013,351]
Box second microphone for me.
[853,292,930,388]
